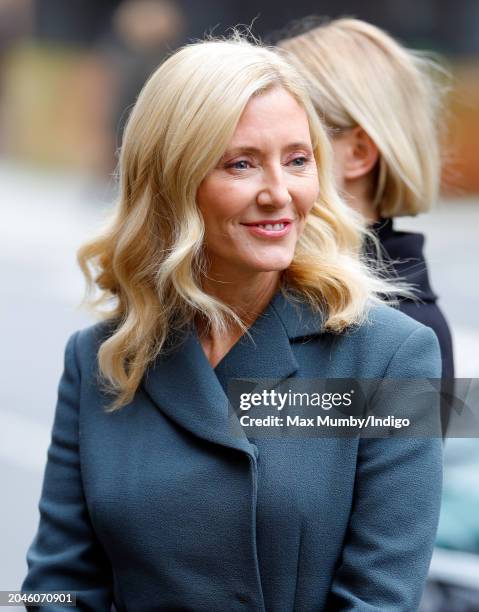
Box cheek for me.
[297,175,320,216]
[197,187,230,240]
[197,180,219,219]
[197,178,251,228]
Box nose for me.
[256,165,292,208]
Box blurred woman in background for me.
[278,17,454,379]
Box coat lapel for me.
[142,328,255,456]
[270,290,324,340]
[141,291,323,456]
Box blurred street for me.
[0,161,113,592]
[1,160,479,593]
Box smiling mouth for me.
[242,220,292,231]
[251,222,287,231]
[240,220,293,238]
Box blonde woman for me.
[278,17,454,380]
[22,35,442,611]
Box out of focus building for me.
[0,0,478,192]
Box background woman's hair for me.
[77,32,398,411]
[277,17,450,217]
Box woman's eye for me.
[289,156,308,167]
[229,160,251,170]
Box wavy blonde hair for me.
[277,18,448,217]
[78,33,395,411]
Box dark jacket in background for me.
[368,218,455,380]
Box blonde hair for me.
[278,18,448,217]
[78,33,395,411]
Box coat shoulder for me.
[70,318,118,367]
[358,302,435,344]
[356,304,437,350]
[338,303,441,378]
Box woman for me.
[277,18,454,380]
[22,35,442,611]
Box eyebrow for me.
[222,142,313,158]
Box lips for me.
[250,222,287,231]
[242,219,293,231]
[241,219,293,238]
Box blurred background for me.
[0,1,478,610]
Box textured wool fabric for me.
[22,292,442,611]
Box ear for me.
[342,126,379,181]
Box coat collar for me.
[270,290,324,340]
[141,290,323,457]
[368,218,438,302]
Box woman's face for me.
[197,86,319,279]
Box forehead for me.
[229,87,311,146]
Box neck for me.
[202,268,280,327]
[196,267,281,368]
[344,175,380,224]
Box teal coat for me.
[22,292,442,611]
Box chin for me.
[247,253,294,272]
